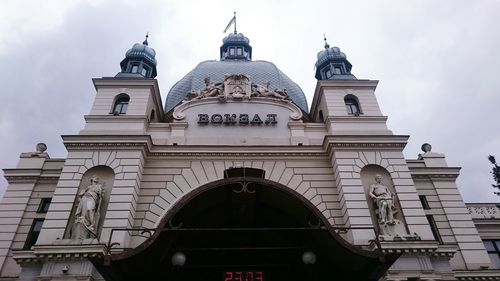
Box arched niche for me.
[360,165,408,239]
[65,165,114,240]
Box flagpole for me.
[233,12,237,34]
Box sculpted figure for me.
[369,174,395,225]
[187,77,223,100]
[252,81,272,97]
[272,88,288,100]
[73,175,104,238]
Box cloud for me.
[1,0,500,202]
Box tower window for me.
[237,47,243,56]
[334,67,342,74]
[344,95,361,115]
[112,94,130,115]
[131,65,139,73]
[229,48,235,55]
[37,198,51,213]
[325,69,332,79]
[141,67,149,76]
[24,219,44,250]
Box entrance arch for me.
[94,174,397,280]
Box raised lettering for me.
[239,114,249,125]
[250,114,263,125]
[198,114,209,124]
[224,114,237,124]
[265,114,277,124]
[211,114,223,124]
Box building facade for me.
[1,33,499,280]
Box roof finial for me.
[143,32,149,46]
[233,12,237,34]
[323,34,330,49]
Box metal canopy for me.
[93,176,398,281]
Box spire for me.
[323,34,330,49]
[142,32,149,46]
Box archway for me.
[94,173,397,280]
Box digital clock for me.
[223,270,264,281]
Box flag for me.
[223,15,236,33]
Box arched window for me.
[112,94,130,115]
[344,95,361,115]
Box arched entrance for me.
[94,171,397,280]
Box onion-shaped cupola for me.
[116,34,158,78]
[220,32,252,61]
[315,37,356,80]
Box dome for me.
[165,60,308,112]
[116,35,158,79]
[222,33,250,45]
[125,42,157,65]
[316,46,347,66]
[314,42,356,81]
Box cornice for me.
[12,243,106,264]
[3,168,61,184]
[62,134,329,159]
[409,167,461,180]
[374,241,456,257]
[323,135,408,155]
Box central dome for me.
[165,33,308,113]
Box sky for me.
[0,0,499,202]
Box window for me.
[150,110,155,121]
[141,67,148,76]
[237,48,243,56]
[229,48,235,55]
[484,240,500,268]
[334,66,342,74]
[344,95,361,115]
[325,69,332,79]
[112,94,130,114]
[426,215,443,244]
[419,195,430,210]
[37,198,51,213]
[24,219,44,250]
[131,65,139,73]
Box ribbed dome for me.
[125,42,157,65]
[222,33,250,45]
[316,47,346,67]
[165,60,308,112]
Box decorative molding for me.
[12,243,106,264]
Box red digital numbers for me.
[224,271,263,281]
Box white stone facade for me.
[1,41,500,281]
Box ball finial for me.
[421,143,432,153]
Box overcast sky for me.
[1,0,499,202]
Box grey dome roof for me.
[316,46,346,66]
[165,60,309,112]
[222,33,250,44]
[125,42,157,65]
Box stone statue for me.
[251,81,272,97]
[251,82,289,100]
[187,77,223,100]
[369,174,395,225]
[72,175,104,239]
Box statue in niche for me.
[72,175,104,239]
[369,174,395,225]
[187,77,223,100]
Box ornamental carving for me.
[186,74,290,102]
